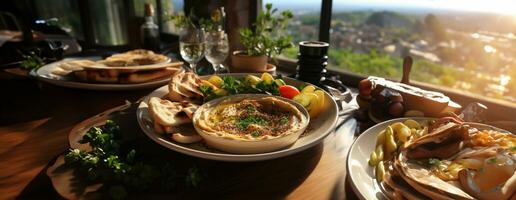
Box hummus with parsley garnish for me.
[193,94,309,153]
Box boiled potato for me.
[392,122,411,142]
[404,119,421,129]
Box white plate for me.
[30,57,171,91]
[347,117,511,200]
[136,74,339,162]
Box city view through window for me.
[267,0,516,106]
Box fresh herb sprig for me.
[239,3,293,57]
[199,76,282,102]
[19,51,44,70]
[167,7,223,32]
[236,115,268,130]
[64,120,203,199]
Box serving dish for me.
[136,74,339,162]
[347,117,513,200]
[30,57,173,90]
[192,94,310,154]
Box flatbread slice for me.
[148,97,191,126]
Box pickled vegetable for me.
[404,119,421,129]
[376,161,385,181]
[369,151,379,166]
[384,126,397,159]
[376,144,384,161]
[392,122,411,142]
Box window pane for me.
[161,0,184,34]
[263,0,321,59]
[89,0,128,45]
[133,0,156,17]
[330,0,516,105]
[34,0,83,39]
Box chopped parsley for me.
[251,131,261,137]
[487,157,497,164]
[511,146,516,151]
[222,76,240,94]
[428,158,441,168]
[279,116,289,125]
[64,120,203,199]
[199,85,220,102]
[236,116,268,130]
[199,85,212,94]
[246,105,256,114]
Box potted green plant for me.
[232,3,293,72]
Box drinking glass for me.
[179,28,206,73]
[205,31,229,73]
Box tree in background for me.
[424,14,447,42]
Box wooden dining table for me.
[0,71,368,200]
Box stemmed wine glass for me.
[205,31,229,74]
[179,27,206,74]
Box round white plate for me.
[30,57,171,91]
[347,117,511,200]
[136,74,339,162]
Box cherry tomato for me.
[359,79,372,92]
[388,102,404,117]
[279,85,301,99]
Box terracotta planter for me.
[231,51,268,72]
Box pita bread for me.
[167,70,203,103]
[122,67,179,83]
[148,97,192,126]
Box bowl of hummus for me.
[192,94,310,154]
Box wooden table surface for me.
[0,76,362,200]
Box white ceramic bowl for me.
[192,94,310,154]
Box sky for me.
[265,0,516,15]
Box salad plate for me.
[136,73,339,162]
[347,117,512,200]
[30,57,172,91]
